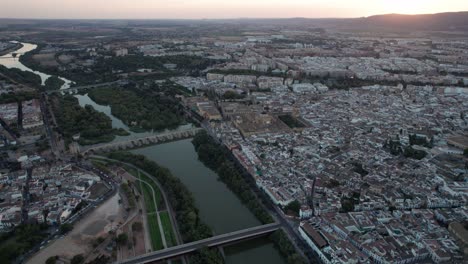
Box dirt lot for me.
[88,182,110,200]
[26,193,125,264]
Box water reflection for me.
[74,93,194,143]
[0,41,73,89]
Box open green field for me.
[123,165,139,177]
[147,215,164,250]
[141,182,157,213]
[160,211,177,247]
[139,173,165,210]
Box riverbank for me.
[102,152,225,263]
[131,139,286,264]
[191,131,307,264]
[0,42,23,56]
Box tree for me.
[44,76,65,91]
[45,256,58,264]
[223,90,244,100]
[284,200,301,216]
[115,233,128,245]
[189,247,224,264]
[59,223,73,234]
[131,222,143,232]
[71,254,84,264]
[464,148,468,157]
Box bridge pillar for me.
[218,246,226,260]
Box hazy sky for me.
[2,0,467,19]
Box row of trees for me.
[192,131,274,224]
[189,247,224,264]
[106,152,212,243]
[192,131,308,264]
[270,230,307,264]
[88,86,184,132]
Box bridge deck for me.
[118,223,280,264]
[81,128,203,154]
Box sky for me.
[1,0,468,19]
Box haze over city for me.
[1,0,468,19]
[0,1,468,264]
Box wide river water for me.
[0,42,286,264]
[0,42,73,88]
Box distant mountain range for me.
[0,11,467,32]
[351,12,468,31]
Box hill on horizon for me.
[353,11,468,31]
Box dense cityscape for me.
[0,8,467,264]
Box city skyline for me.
[1,0,468,19]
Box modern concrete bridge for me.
[117,223,281,264]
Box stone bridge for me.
[80,128,203,155]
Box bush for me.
[115,233,128,245]
[59,223,73,234]
[45,256,58,264]
[132,222,143,232]
[71,254,84,264]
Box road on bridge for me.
[117,222,281,264]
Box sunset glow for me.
[0,0,467,19]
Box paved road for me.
[118,223,281,264]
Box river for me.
[74,93,195,143]
[76,94,286,263]
[0,42,73,88]
[0,41,286,264]
[132,140,285,264]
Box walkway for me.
[136,170,168,249]
[93,156,185,262]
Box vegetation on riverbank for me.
[0,65,41,87]
[270,230,307,264]
[189,247,224,264]
[51,94,127,145]
[20,48,217,85]
[106,152,213,243]
[88,86,184,131]
[192,131,274,224]
[44,76,64,90]
[192,131,307,264]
